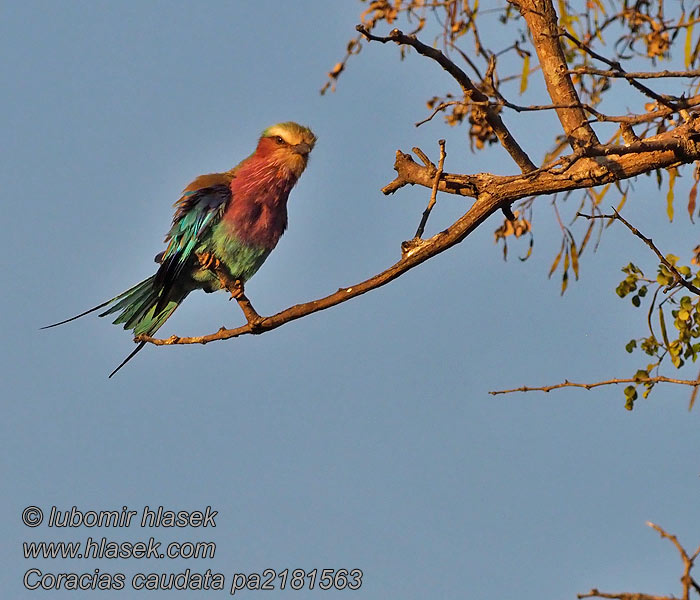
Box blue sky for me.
[3,1,699,598]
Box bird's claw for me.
[197,252,221,271]
[198,252,244,298]
[227,279,245,300]
[216,272,244,299]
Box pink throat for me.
[224,157,298,249]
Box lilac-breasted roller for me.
[44,122,317,377]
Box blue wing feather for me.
[153,183,230,312]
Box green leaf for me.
[686,21,695,68]
[633,369,649,382]
[659,307,671,349]
[625,339,637,353]
[519,54,530,95]
[570,241,579,280]
[624,385,638,410]
[667,167,677,222]
[657,267,674,286]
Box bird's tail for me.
[42,275,188,377]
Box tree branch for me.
[492,208,700,398]
[561,31,684,112]
[578,591,672,600]
[136,116,700,349]
[417,95,700,128]
[135,177,507,348]
[579,523,699,600]
[356,24,537,174]
[414,139,446,239]
[646,522,700,600]
[509,0,599,148]
[382,116,700,198]
[489,376,700,396]
[577,210,700,296]
[568,67,700,80]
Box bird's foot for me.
[197,251,221,271]
[198,253,243,298]
[227,279,245,300]
[215,271,244,300]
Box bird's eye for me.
[275,136,285,145]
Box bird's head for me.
[257,122,317,178]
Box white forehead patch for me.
[266,125,304,145]
[265,125,313,146]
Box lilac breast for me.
[225,163,297,250]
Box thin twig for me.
[561,31,683,112]
[415,140,446,239]
[356,24,536,173]
[489,376,700,395]
[689,367,700,411]
[568,67,700,80]
[412,146,434,168]
[578,591,672,600]
[648,522,691,564]
[577,210,700,296]
[415,101,462,127]
[578,522,700,600]
[647,522,700,600]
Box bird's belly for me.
[197,225,272,285]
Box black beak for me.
[293,142,312,156]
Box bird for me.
[43,121,317,377]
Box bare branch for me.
[414,139,446,239]
[578,522,700,600]
[578,590,672,600]
[134,114,700,349]
[568,67,700,80]
[647,522,700,600]
[135,172,501,348]
[415,101,462,127]
[235,293,264,330]
[356,24,537,173]
[509,0,599,148]
[489,376,700,396]
[648,522,692,565]
[690,367,700,412]
[411,146,433,168]
[382,116,700,198]
[561,31,684,113]
[419,95,700,128]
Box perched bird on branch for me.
[43,122,317,377]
